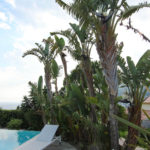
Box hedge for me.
[0,109,43,130]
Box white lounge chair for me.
[16,124,59,150]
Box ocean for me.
[0,102,20,110]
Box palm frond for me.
[143,109,150,120]
[56,0,95,26]
[22,49,44,61]
[113,115,150,135]
[23,48,43,57]
[126,56,136,78]
[51,29,82,60]
[35,43,44,51]
[136,50,150,83]
[121,2,150,20]
[70,23,87,43]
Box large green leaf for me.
[126,56,136,77]
[38,76,43,95]
[113,115,150,135]
[136,50,150,82]
[55,35,65,50]
[51,59,59,78]
[70,23,87,43]
[143,109,150,120]
[44,42,49,56]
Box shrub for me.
[118,105,128,132]
[7,119,23,129]
[24,111,43,130]
[0,109,43,130]
[0,109,25,127]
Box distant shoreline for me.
[0,102,20,110]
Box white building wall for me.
[142,104,150,110]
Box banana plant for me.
[114,114,150,149]
[54,36,68,86]
[27,76,49,125]
[55,82,110,149]
[51,58,60,94]
[23,37,57,105]
[118,50,150,149]
[55,1,150,149]
[51,23,97,123]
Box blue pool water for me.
[0,129,40,150]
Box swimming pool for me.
[0,129,40,150]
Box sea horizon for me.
[0,102,20,110]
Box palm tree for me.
[55,1,150,149]
[23,37,57,105]
[54,36,68,86]
[23,37,58,123]
[51,58,60,94]
[118,50,150,150]
[30,76,47,125]
[51,23,97,122]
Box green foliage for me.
[7,119,23,130]
[20,96,37,112]
[50,75,112,149]
[121,2,150,20]
[0,109,44,130]
[114,114,150,148]
[143,109,150,120]
[51,59,59,79]
[55,35,65,50]
[51,29,82,60]
[113,115,150,135]
[69,23,87,43]
[21,76,50,124]
[38,76,43,95]
[20,0,150,150]
[119,131,128,138]
[117,105,128,132]
[24,111,43,130]
[20,83,40,112]
[118,50,150,104]
[0,109,25,128]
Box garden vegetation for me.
[1,1,150,150]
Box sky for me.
[0,0,150,108]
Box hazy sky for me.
[0,0,150,105]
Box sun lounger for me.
[15,124,59,150]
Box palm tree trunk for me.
[55,78,58,95]
[81,55,97,123]
[109,94,119,150]
[41,109,47,125]
[96,23,119,149]
[44,67,55,123]
[44,68,53,104]
[60,52,68,85]
[81,56,95,97]
[125,104,141,150]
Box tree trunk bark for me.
[44,66,55,123]
[81,56,97,123]
[96,22,119,149]
[125,105,141,150]
[41,109,47,125]
[44,67,53,104]
[109,94,119,150]
[55,78,58,95]
[60,52,68,85]
[81,56,95,97]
